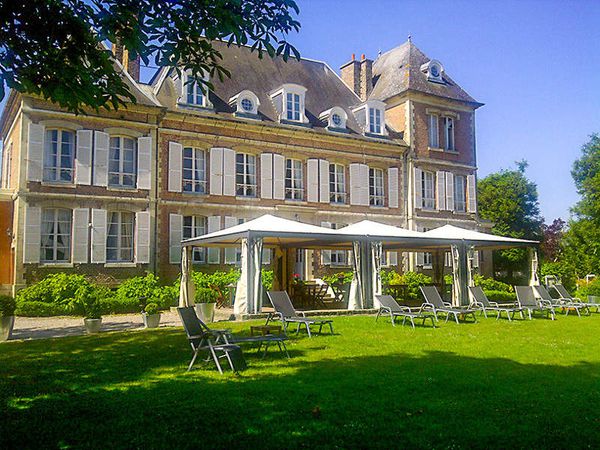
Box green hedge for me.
[484,290,517,304]
[474,275,513,293]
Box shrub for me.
[17,273,92,306]
[113,273,175,312]
[144,302,160,315]
[15,301,70,317]
[322,271,353,285]
[191,269,240,306]
[261,270,274,291]
[71,284,103,319]
[484,290,517,304]
[575,278,600,299]
[381,272,432,300]
[0,295,17,317]
[473,275,513,293]
[540,261,577,292]
[195,287,217,303]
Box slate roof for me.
[370,41,483,107]
[151,41,374,136]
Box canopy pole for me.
[371,242,383,308]
[431,250,445,300]
[178,246,195,307]
[234,238,249,316]
[451,242,469,307]
[528,248,539,286]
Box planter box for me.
[84,318,102,334]
[196,303,215,323]
[142,313,161,329]
[0,316,15,341]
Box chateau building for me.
[0,39,489,295]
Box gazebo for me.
[179,214,538,315]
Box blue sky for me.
[2,0,598,222]
[287,0,600,222]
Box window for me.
[454,175,466,212]
[43,129,74,182]
[109,136,136,187]
[235,153,256,197]
[420,227,433,269]
[369,108,382,134]
[421,171,435,209]
[106,211,134,262]
[443,117,455,151]
[2,143,11,188]
[241,98,254,112]
[186,77,205,106]
[428,114,439,148]
[332,114,342,127]
[369,168,385,206]
[329,223,348,266]
[182,147,206,193]
[329,163,346,204]
[285,158,303,200]
[41,208,72,262]
[183,216,207,263]
[286,92,301,121]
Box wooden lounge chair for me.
[375,294,436,328]
[266,291,334,337]
[419,286,478,324]
[514,286,556,320]
[533,286,589,317]
[468,286,523,321]
[177,306,246,373]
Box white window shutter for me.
[349,163,360,205]
[436,171,446,211]
[473,250,480,268]
[260,153,273,199]
[262,248,271,265]
[168,141,183,192]
[207,216,221,263]
[319,159,330,203]
[307,159,319,202]
[135,211,150,264]
[23,205,41,263]
[72,208,89,263]
[416,252,425,267]
[222,148,236,196]
[93,131,109,186]
[388,252,398,266]
[169,213,183,264]
[224,216,238,264]
[360,164,370,206]
[137,136,152,190]
[445,172,455,211]
[445,251,452,267]
[209,147,223,195]
[75,130,93,185]
[27,123,44,182]
[388,167,399,208]
[91,209,107,263]
[467,174,477,213]
[414,167,422,209]
[273,154,285,200]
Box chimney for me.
[112,42,140,82]
[359,53,373,101]
[340,54,361,97]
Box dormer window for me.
[179,71,212,109]
[229,90,260,117]
[421,60,445,84]
[186,79,204,105]
[319,106,348,131]
[352,100,386,137]
[270,84,308,125]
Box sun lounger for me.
[375,294,436,328]
[266,291,334,337]
[468,286,523,321]
[419,286,477,324]
[534,285,589,317]
[552,284,599,313]
[514,286,556,320]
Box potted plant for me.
[142,302,161,328]
[0,295,16,341]
[195,287,217,323]
[73,285,103,334]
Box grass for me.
[1,314,600,449]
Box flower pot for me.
[0,316,15,341]
[142,313,161,329]
[196,303,215,323]
[84,318,102,334]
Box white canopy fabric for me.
[424,225,537,249]
[178,247,195,307]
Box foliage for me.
[2,317,599,449]
[380,269,399,289]
[261,270,274,291]
[143,302,159,316]
[195,287,217,304]
[473,275,513,293]
[71,284,103,319]
[574,278,600,300]
[0,295,16,317]
[322,271,353,286]
[477,161,543,283]
[191,269,240,306]
[540,218,566,262]
[16,273,92,306]
[0,0,300,113]
[540,261,577,292]
[483,290,517,304]
[114,273,175,311]
[14,301,70,317]
[384,272,433,300]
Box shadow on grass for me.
[1,329,599,449]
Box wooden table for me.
[250,325,283,336]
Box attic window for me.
[351,100,387,138]
[229,90,260,117]
[179,70,212,109]
[270,84,308,125]
[421,60,445,84]
[319,106,348,131]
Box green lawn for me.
[1,314,599,449]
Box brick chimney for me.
[112,43,140,82]
[340,54,360,96]
[340,53,373,101]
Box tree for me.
[477,160,544,283]
[562,134,600,277]
[0,0,300,113]
[540,218,566,262]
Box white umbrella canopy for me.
[423,224,538,249]
[337,220,425,238]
